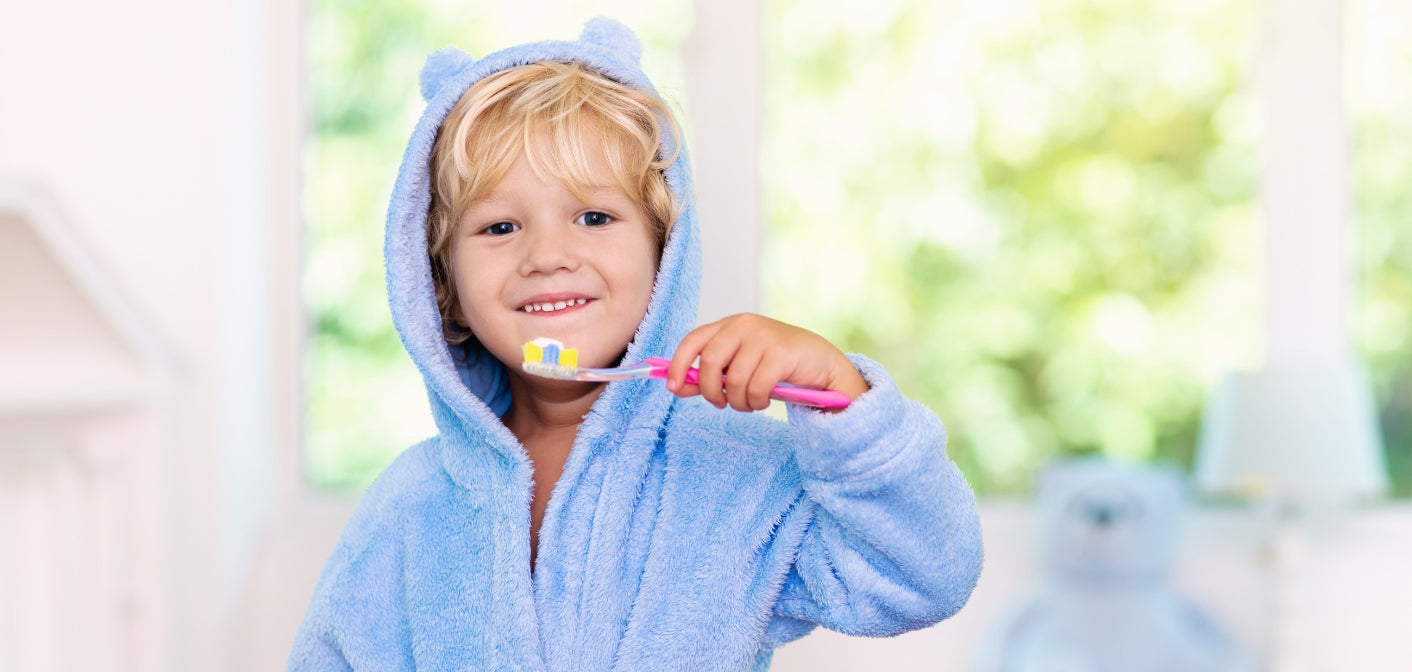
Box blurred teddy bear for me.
[973,457,1257,672]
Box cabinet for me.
[0,183,173,671]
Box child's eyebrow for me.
[575,183,626,196]
[467,192,508,207]
[465,184,629,212]
[559,183,634,205]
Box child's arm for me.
[287,525,401,672]
[287,441,440,671]
[288,630,356,672]
[666,314,984,637]
[771,352,982,635]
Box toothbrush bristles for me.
[522,361,581,380]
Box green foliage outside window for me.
[1351,0,1412,497]
[306,0,1412,496]
[762,0,1410,496]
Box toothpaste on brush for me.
[522,337,580,379]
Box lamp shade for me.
[1195,360,1387,502]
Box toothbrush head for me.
[522,337,581,379]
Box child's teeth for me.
[524,298,587,313]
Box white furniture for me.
[0,183,176,672]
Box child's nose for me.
[520,223,580,274]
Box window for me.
[1351,0,1412,496]
[762,0,1261,494]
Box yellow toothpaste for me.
[522,337,578,377]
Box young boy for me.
[289,18,982,672]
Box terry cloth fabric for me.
[288,17,983,672]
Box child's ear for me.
[420,47,476,102]
[579,17,643,65]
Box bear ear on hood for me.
[579,16,643,64]
[420,47,476,102]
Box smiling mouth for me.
[521,298,591,314]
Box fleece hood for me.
[384,18,700,473]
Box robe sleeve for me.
[765,354,983,641]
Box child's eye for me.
[575,211,613,227]
[484,221,519,235]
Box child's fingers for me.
[724,341,767,412]
[695,332,742,409]
[666,321,721,394]
[746,350,792,412]
[671,380,702,399]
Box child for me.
[289,18,982,672]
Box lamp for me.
[1194,360,1387,504]
[1194,359,1387,671]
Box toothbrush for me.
[520,338,852,409]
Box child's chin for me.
[529,376,602,392]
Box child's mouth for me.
[520,298,592,315]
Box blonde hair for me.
[427,61,682,346]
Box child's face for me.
[451,133,660,377]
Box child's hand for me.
[664,313,870,413]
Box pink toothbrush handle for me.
[643,358,851,409]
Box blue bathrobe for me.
[288,18,983,672]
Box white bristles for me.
[522,361,582,380]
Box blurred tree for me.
[1351,0,1412,496]
[762,0,1261,494]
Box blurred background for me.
[1,0,1410,669]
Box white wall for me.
[0,0,303,669]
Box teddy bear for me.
[972,457,1257,672]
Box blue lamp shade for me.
[1195,360,1388,502]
